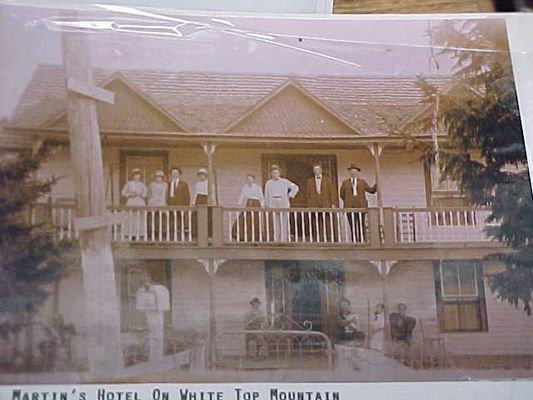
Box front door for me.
[265,261,344,337]
[261,154,338,207]
[119,260,172,332]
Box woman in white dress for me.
[369,303,385,352]
[147,170,168,239]
[121,168,148,239]
[232,174,264,242]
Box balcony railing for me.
[394,208,493,243]
[48,204,496,247]
[52,205,198,244]
[223,207,369,245]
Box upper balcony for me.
[45,204,503,261]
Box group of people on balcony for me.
[120,162,377,242]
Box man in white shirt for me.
[264,165,299,241]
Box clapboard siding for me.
[41,145,429,208]
[171,260,266,333]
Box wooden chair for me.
[419,318,447,368]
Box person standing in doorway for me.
[264,165,299,242]
[306,162,338,242]
[339,164,377,243]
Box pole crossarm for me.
[67,78,114,104]
[73,213,122,232]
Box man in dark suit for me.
[306,163,338,241]
[167,167,191,238]
[339,164,377,242]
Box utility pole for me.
[62,31,124,377]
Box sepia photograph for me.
[0,4,532,384]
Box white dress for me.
[121,180,148,237]
[148,181,168,206]
[369,312,385,352]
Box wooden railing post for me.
[382,208,396,246]
[367,208,381,247]
[197,206,209,247]
[211,206,223,247]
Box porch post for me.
[62,31,123,376]
[199,258,226,369]
[370,260,398,346]
[202,142,218,206]
[368,143,384,241]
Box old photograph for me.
[0,4,532,383]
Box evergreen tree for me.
[404,20,533,314]
[0,145,68,317]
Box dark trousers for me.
[346,212,366,243]
[232,199,262,241]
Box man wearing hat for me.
[340,164,377,242]
[243,297,267,358]
[264,165,299,242]
[306,163,338,241]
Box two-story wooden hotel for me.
[2,64,532,373]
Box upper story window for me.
[434,260,488,332]
[430,162,460,193]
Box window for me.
[433,261,488,332]
[430,162,459,192]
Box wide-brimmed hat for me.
[249,297,261,305]
[130,168,142,177]
[154,170,165,178]
[347,164,361,172]
[196,167,208,176]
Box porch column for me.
[367,143,385,241]
[202,142,218,206]
[370,260,398,344]
[199,258,226,369]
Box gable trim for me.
[43,72,190,132]
[221,78,363,135]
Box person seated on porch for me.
[389,303,416,364]
[243,297,268,358]
[389,303,416,344]
[232,174,265,242]
[334,298,364,344]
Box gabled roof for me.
[10,64,452,137]
[223,79,361,136]
[43,72,189,132]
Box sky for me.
[0,4,496,120]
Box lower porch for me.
[22,257,533,377]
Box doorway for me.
[261,154,338,207]
[265,260,344,338]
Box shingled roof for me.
[10,64,450,137]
